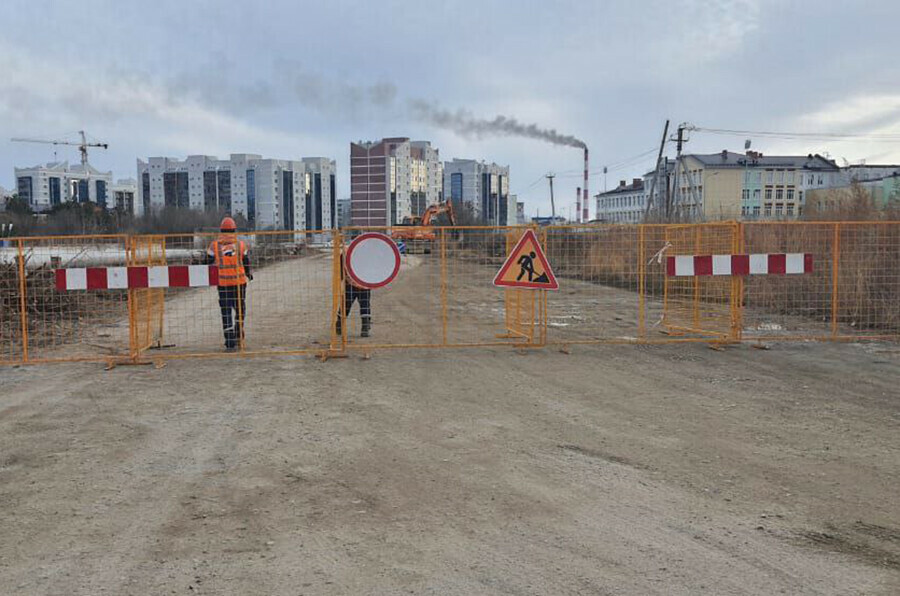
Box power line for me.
[690,125,900,142]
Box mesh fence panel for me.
[0,223,897,365]
[21,235,131,362]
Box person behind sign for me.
[206,217,252,351]
[335,247,371,338]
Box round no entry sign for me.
[345,232,401,289]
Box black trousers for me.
[338,285,371,330]
[218,284,246,348]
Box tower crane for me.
[10,130,108,167]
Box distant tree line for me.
[1,195,247,237]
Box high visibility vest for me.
[209,237,247,287]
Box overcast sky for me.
[3,0,900,217]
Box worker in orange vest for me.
[206,217,252,351]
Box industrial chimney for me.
[583,148,589,222]
[576,187,581,224]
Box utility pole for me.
[645,119,670,219]
[670,123,686,219]
[546,173,556,221]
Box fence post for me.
[17,239,29,363]
[831,222,841,338]
[126,235,139,361]
[692,225,701,330]
[330,229,345,352]
[731,221,744,341]
[440,227,448,346]
[638,225,645,338]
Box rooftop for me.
[688,150,839,170]
[595,178,644,197]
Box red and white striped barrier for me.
[666,253,813,277]
[55,265,219,291]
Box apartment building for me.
[335,198,352,228]
[443,158,512,224]
[674,151,839,220]
[516,200,526,225]
[14,161,114,212]
[595,179,646,223]
[807,169,900,212]
[350,138,442,227]
[137,154,335,230]
[110,179,138,214]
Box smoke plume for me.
[409,99,586,149]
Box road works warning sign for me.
[493,229,559,290]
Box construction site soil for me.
[1,251,899,594]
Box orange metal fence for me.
[0,222,897,365]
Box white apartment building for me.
[350,138,442,227]
[14,161,114,212]
[137,154,336,230]
[335,198,352,228]
[443,158,512,224]
[410,141,443,216]
[595,178,646,223]
[110,179,138,214]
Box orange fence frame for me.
[1,221,899,366]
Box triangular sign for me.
[493,229,559,290]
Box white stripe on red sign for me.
[55,265,220,291]
[666,253,813,277]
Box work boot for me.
[360,316,371,338]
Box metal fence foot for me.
[105,357,155,371]
[318,350,348,362]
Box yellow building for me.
[674,151,839,220]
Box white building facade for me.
[137,154,336,230]
[595,179,647,223]
[14,161,113,212]
[443,158,512,224]
[110,179,137,214]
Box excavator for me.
[391,201,457,253]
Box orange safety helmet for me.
[220,216,237,232]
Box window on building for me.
[786,189,794,201]
[777,170,784,183]
[742,189,749,200]
[450,172,463,203]
[48,177,61,206]
[77,179,90,203]
[799,191,804,203]
[767,170,774,183]
[775,204,783,216]
[808,174,815,185]
[817,175,824,185]
[741,205,748,216]
[95,180,108,209]
[753,205,761,217]
[776,189,783,200]
[217,170,231,213]
[764,204,772,217]
[786,204,794,216]
[753,189,761,200]
[765,188,773,201]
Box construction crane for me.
[10,130,108,167]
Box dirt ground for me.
[2,248,900,594]
[0,337,898,594]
